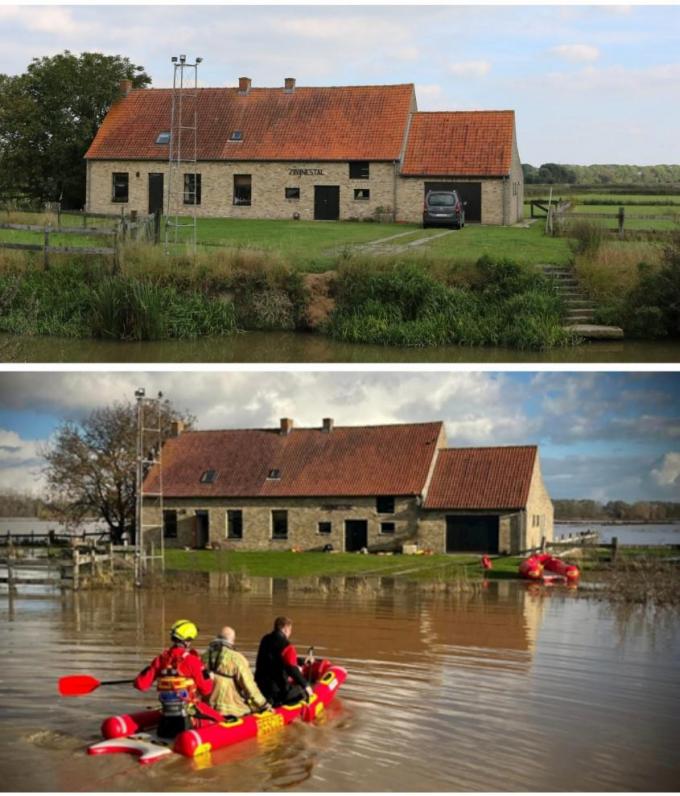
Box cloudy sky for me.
[0,3,678,165]
[0,370,678,503]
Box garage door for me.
[424,182,482,223]
[445,515,499,553]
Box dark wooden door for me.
[446,515,499,553]
[345,520,368,552]
[194,510,209,548]
[148,173,164,215]
[314,185,340,220]
[424,181,482,223]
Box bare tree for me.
[41,399,194,542]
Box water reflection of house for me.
[143,418,553,554]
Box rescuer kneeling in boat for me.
[255,616,313,707]
[202,626,272,717]
[134,618,223,738]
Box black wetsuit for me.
[254,629,309,707]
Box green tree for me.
[41,399,193,543]
[0,51,150,208]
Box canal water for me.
[1,579,679,791]
[3,331,680,364]
[555,522,680,546]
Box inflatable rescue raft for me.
[88,661,346,765]
[519,553,580,584]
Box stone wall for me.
[505,131,525,224]
[395,176,507,225]
[524,453,554,550]
[417,510,524,554]
[87,159,397,221]
[143,494,420,552]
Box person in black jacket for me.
[255,616,313,706]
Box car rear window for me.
[428,193,456,206]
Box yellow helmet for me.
[170,619,198,644]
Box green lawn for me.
[164,549,493,581]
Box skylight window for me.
[200,469,217,484]
[156,131,171,145]
[267,469,281,480]
[229,130,243,142]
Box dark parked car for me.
[423,190,465,229]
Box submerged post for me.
[611,536,619,562]
[618,207,625,240]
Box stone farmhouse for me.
[142,418,553,554]
[85,77,524,225]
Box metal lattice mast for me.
[165,54,202,255]
[135,388,165,584]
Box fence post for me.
[43,225,50,270]
[109,542,114,576]
[73,550,80,591]
[540,535,546,552]
[611,536,619,562]
[112,228,120,275]
[618,207,625,240]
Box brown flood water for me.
[1,576,679,791]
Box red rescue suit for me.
[135,645,223,730]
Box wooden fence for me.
[0,542,137,591]
[0,207,159,270]
[532,200,678,239]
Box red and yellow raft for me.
[519,553,580,583]
[88,661,346,764]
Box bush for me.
[566,219,607,255]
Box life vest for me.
[156,647,198,719]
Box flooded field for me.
[3,331,680,364]
[556,522,680,545]
[1,578,679,791]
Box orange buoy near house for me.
[519,553,579,583]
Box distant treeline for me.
[522,163,680,186]
[555,500,680,522]
[0,491,57,519]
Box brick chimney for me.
[119,79,133,96]
[280,418,294,436]
[238,76,252,95]
[322,417,334,433]
[170,420,185,437]
[284,77,296,93]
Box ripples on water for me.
[1,579,679,791]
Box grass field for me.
[163,549,520,582]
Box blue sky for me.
[0,4,679,164]
[0,371,678,502]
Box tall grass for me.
[326,256,573,349]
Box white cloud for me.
[448,60,492,78]
[550,44,600,63]
[650,452,680,489]
[0,429,46,495]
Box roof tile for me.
[424,446,537,510]
[86,84,415,162]
[401,111,515,176]
[145,422,443,498]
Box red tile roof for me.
[424,446,537,510]
[85,84,415,162]
[401,111,515,176]
[145,422,442,498]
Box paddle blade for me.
[58,674,101,696]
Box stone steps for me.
[540,263,612,330]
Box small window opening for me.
[234,174,252,206]
[376,496,395,514]
[112,172,129,203]
[318,521,332,535]
[163,509,178,539]
[267,468,281,480]
[349,161,370,179]
[380,521,396,534]
[156,131,171,145]
[272,510,288,540]
[229,130,243,141]
[227,509,243,539]
[354,188,370,201]
[200,469,217,484]
[285,187,300,200]
[184,173,201,205]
